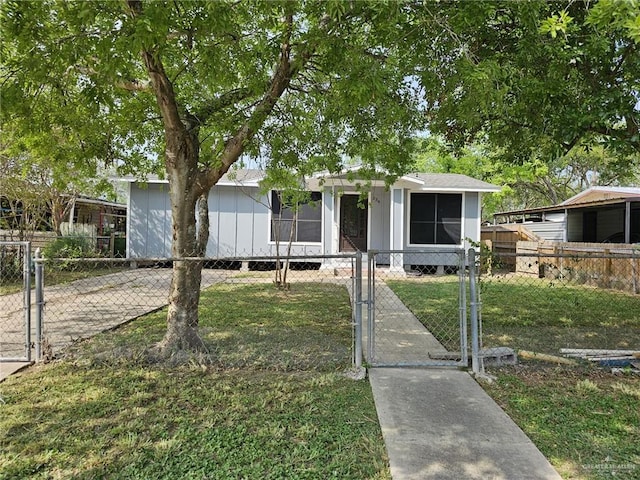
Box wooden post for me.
[604,248,612,288]
[109,232,115,258]
[632,250,639,295]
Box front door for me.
[340,195,368,251]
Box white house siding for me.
[322,187,334,255]
[464,192,479,245]
[128,183,172,257]
[207,185,262,257]
[369,186,390,251]
[127,173,494,264]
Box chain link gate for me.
[0,241,32,362]
[365,249,469,367]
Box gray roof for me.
[120,169,500,192]
[405,173,501,192]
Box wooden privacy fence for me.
[515,241,640,294]
[0,229,126,257]
[481,225,539,270]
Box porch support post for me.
[390,188,405,273]
[625,201,631,244]
[319,186,335,270]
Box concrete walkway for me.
[366,280,562,479]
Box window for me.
[271,191,322,243]
[409,193,462,245]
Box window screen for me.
[271,191,322,243]
[410,193,462,245]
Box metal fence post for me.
[354,251,363,369]
[23,242,32,362]
[34,248,44,362]
[367,251,376,363]
[468,248,480,374]
[459,250,468,366]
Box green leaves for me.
[587,0,640,43]
[419,0,640,172]
[540,10,573,39]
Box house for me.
[1,194,127,254]
[491,186,640,244]
[124,169,500,270]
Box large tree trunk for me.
[158,162,205,352]
[156,130,207,353]
[127,0,297,354]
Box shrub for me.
[0,249,23,284]
[43,236,97,270]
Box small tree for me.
[238,167,314,289]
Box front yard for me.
[0,282,390,480]
[2,274,639,479]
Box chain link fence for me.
[367,250,469,367]
[0,241,32,362]
[477,249,640,371]
[8,253,361,371]
[3,243,637,374]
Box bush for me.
[0,248,23,284]
[43,236,97,270]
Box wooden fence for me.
[481,224,540,270]
[515,241,640,294]
[0,229,126,257]
[0,230,57,250]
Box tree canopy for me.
[414,136,640,217]
[418,0,640,163]
[2,0,639,352]
[1,0,429,352]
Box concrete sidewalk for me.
[369,368,562,480]
[366,278,562,479]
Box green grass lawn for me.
[0,282,390,480]
[387,276,640,354]
[387,276,640,480]
[482,365,640,480]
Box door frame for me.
[338,193,370,252]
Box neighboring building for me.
[0,195,127,254]
[492,186,640,244]
[124,169,500,270]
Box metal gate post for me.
[459,250,468,365]
[367,251,376,363]
[23,242,32,362]
[34,248,44,362]
[468,248,480,374]
[354,251,363,369]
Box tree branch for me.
[193,87,255,125]
[203,11,300,187]
[126,0,185,135]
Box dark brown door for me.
[583,211,597,242]
[340,195,368,252]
